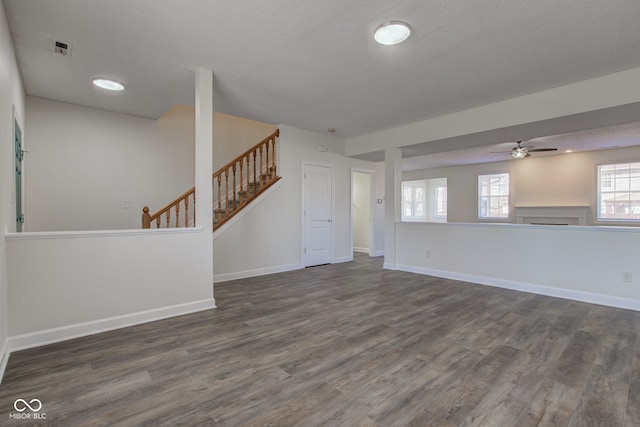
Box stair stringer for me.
[212,178,283,239]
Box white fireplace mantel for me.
[514,206,591,226]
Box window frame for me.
[401,180,427,222]
[434,185,448,220]
[595,160,640,224]
[477,171,511,222]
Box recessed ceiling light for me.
[374,21,411,45]
[92,78,125,91]
[565,150,573,153]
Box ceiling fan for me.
[492,141,558,159]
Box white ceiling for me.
[403,121,640,171]
[4,0,640,165]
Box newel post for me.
[142,206,151,228]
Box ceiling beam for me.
[346,66,640,159]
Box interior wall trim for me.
[397,264,640,312]
[6,299,217,356]
[214,263,303,283]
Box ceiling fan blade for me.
[528,148,558,152]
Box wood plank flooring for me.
[2,253,640,426]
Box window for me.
[402,178,447,222]
[402,180,426,221]
[478,173,510,219]
[597,162,640,221]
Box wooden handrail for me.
[142,128,280,230]
[211,129,280,185]
[143,187,195,227]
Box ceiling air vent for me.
[54,40,72,57]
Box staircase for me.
[142,129,280,231]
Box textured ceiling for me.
[4,0,640,152]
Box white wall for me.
[24,99,276,232]
[6,229,214,339]
[213,125,385,281]
[396,222,640,309]
[404,146,640,225]
[3,69,216,351]
[0,1,25,376]
[213,112,276,172]
[25,98,195,231]
[352,172,371,252]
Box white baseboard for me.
[334,256,353,264]
[373,250,384,257]
[7,298,217,354]
[0,338,8,385]
[214,263,303,283]
[397,264,640,312]
[353,247,369,253]
[383,262,397,270]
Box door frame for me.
[301,162,335,266]
[350,167,375,257]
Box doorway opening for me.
[351,169,374,257]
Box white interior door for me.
[304,164,333,267]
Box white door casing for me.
[303,163,334,267]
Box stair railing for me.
[142,129,280,230]
[142,188,195,229]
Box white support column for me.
[195,67,214,286]
[383,148,401,270]
[195,68,213,232]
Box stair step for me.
[214,201,244,215]
[214,208,233,213]
[212,174,280,229]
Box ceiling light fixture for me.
[92,78,125,91]
[565,150,573,153]
[512,147,528,159]
[374,21,411,45]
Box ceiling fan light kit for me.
[512,147,528,158]
[499,140,559,159]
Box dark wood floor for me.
[2,253,640,426]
